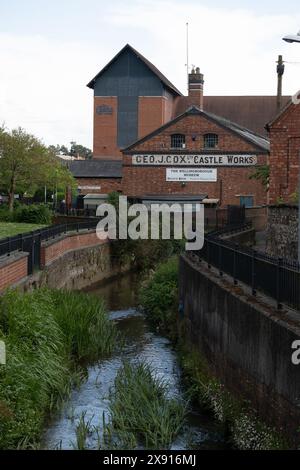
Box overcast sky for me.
[0,0,300,148]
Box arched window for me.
[171,134,185,149]
[203,133,218,149]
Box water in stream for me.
[43,272,226,450]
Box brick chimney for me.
[188,67,204,110]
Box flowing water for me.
[43,272,226,450]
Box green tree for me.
[0,127,75,212]
[249,165,270,190]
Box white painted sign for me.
[166,168,217,182]
[78,186,101,190]
[132,154,257,166]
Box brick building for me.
[69,44,292,208]
[266,96,300,204]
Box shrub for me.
[139,257,179,335]
[14,204,53,224]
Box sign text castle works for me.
[132,154,257,166]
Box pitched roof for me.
[68,160,122,178]
[174,96,291,136]
[265,98,293,129]
[123,105,270,153]
[87,44,182,96]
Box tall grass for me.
[105,361,187,449]
[0,288,117,449]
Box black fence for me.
[0,220,98,274]
[195,232,300,312]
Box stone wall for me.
[266,205,298,260]
[179,253,300,446]
[0,230,128,294]
[22,241,127,292]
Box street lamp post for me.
[282,31,300,262]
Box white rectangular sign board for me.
[166,168,217,182]
[132,154,257,166]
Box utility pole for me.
[282,33,300,262]
[186,22,189,94]
[276,55,284,112]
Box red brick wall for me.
[130,114,260,152]
[93,97,120,159]
[121,165,267,206]
[77,177,122,195]
[41,231,108,267]
[122,113,268,206]
[0,255,28,292]
[138,97,164,138]
[268,103,300,204]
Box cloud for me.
[1,1,300,147]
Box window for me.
[203,133,218,149]
[240,196,254,208]
[171,134,185,149]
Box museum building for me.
[69,44,291,208]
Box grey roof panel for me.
[68,160,122,178]
[87,44,182,96]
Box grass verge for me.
[0,288,117,449]
[0,222,47,239]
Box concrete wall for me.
[179,253,300,445]
[266,205,298,260]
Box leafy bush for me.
[14,204,53,224]
[0,203,53,224]
[139,257,178,335]
[0,205,13,222]
[0,288,117,449]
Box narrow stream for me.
[43,272,226,450]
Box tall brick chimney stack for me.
[188,67,204,110]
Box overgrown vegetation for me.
[103,361,187,449]
[107,191,185,271]
[139,256,287,450]
[178,343,287,450]
[249,164,270,190]
[0,288,118,449]
[139,257,178,337]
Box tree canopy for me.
[0,127,75,211]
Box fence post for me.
[233,244,238,285]
[218,243,223,276]
[207,240,211,269]
[276,258,282,310]
[251,250,256,296]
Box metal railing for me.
[195,233,300,312]
[0,220,98,274]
